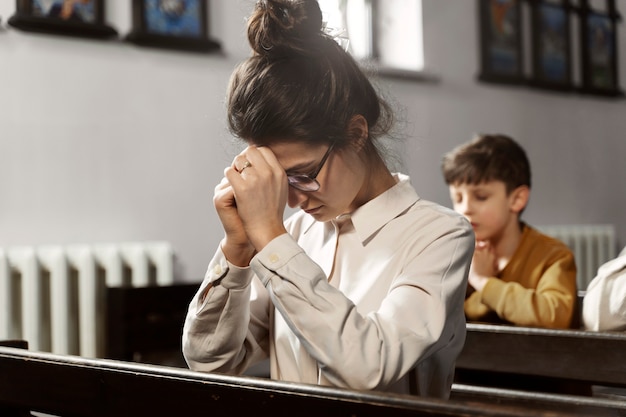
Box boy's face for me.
[448,180,522,242]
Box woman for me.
[583,246,626,331]
[182,0,474,398]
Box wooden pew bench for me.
[0,341,29,417]
[453,323,626,401]
[1,346,624,417]
[105,283,199,366]
[101,285,626,415]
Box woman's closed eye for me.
[287,168,314,178]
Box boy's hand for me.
[468,240,497,292]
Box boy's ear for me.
[348,115,369,152]
[510,185,530,214]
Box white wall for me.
[1,1,625,282]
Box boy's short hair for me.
[442,134,531,194]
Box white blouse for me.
[583,246,626,331]
[183,174,474,398]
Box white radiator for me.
[0,241,175,358]
[537,225,617,291]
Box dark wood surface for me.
[105,283,199,365]
[0,340,28,349]
[451,384,626,415]
[0,341,29,417]
[459,322,626,384]
[454,323,626,395]
[2,346,624,417]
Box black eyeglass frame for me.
[287,140,337,192]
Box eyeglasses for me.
[287,141,336,192]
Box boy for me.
[441,134,577,329]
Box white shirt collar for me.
[299,173,420,243]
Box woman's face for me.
[268,140,367,222]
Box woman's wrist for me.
[248,225,288,253]
[220,238,256,267]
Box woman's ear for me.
[347,115,369,152]
[510,185,530,214]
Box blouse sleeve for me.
[582,248,626,331]
[182,248,271,373]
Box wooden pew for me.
[105,283,199,366]
[0,340,28,349]
[0,340,29,417]
[451,384,626,416]
[0,346,624,417]
[453,323,626,398]
[101,285,626,414]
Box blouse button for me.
[269,254,279,263]
[213,264,223,275]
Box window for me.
[318,0,425,75]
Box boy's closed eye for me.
[473,193,489,201]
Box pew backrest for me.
[105,283,198,365]
[455,323,626,395]
[1,346,623,417]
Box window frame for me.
[319,0,437,82]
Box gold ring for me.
[240,160,252,173]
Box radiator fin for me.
[0,241,175,358]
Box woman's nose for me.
[287,187,307,208]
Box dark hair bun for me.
[247,0,324,57]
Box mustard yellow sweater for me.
[465,224,577,329]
